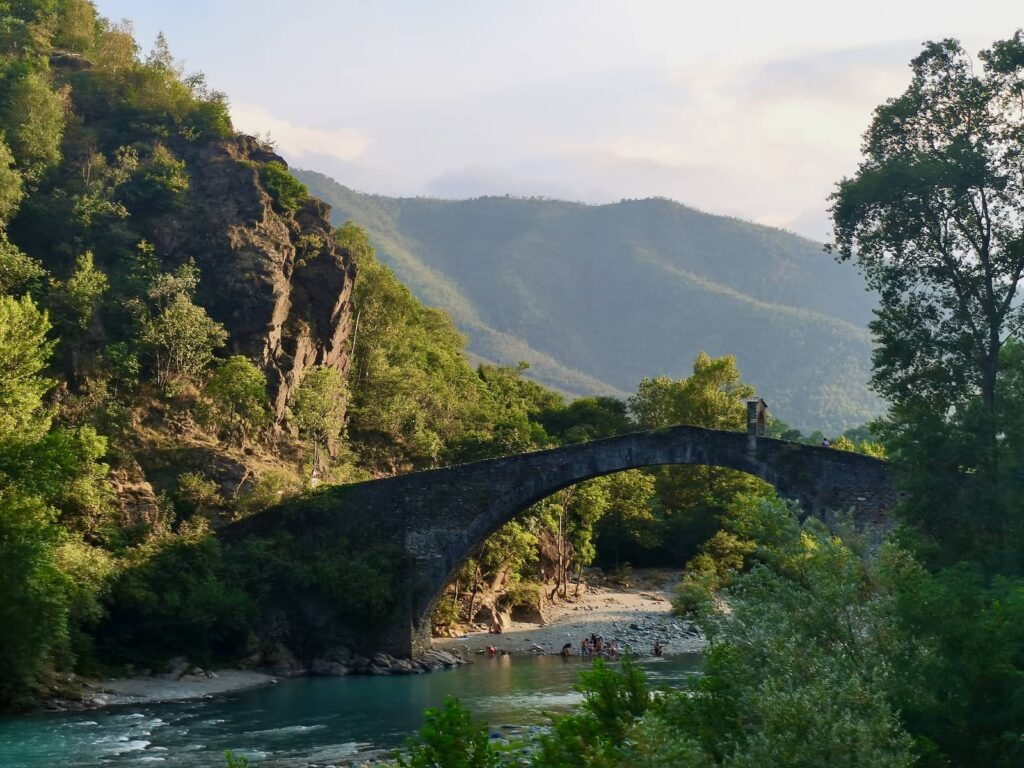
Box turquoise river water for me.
[0,654,701,767]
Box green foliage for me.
[0,136,24,222]
[538,395,632,443]
[201,356,270,447]
[122,144,189,208]
[291,365,347,470]
[224,752,250,768]
[174,471,225,520]
[0,488,67,709]
[139,265,227,387]
[233,470,301,519]
[831,32,1024,568]
[0,292,53,440]
[99,520,254,664]
[620,353,772,566]
[1,71,65,181]
[0,232,42,293]
[53,0,99,53]
[54,250,107,329]
[347,232,506,470]
[259,161,307,213]
[535,657,651,767]
[0,288,112,707]
[396,696,498,768]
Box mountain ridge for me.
[296,169,882,431]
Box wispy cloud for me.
[230,102,369,162]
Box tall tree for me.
[628,353,771,564]
[831,32,1024,566]
[831,32,1024,456]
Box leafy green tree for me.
[0,488,67,708]
[53,0,99,53]
[0,292,112,706]
[1,72,66,181]
[538,395,633,444]
[535,657,652,767]
[346,228,496,470]
[0,136,24,223]
[831,32,1024,568]
[291,365,347,473]
[593,470,659,569]
[139,264,226,386]
[0,233,41,294]
[56,251,107,330]
[0,293,54,440]
[202,355,269,447]
[396,696,498,768]
[141,292,226,386]
[628,353,772,565]
[832,32,1024,426]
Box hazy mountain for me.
[296,170,882,432]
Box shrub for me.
[201,356,270,447]
[395,696,498,768]
[259,161,307,213]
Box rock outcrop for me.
[148,136,356,416]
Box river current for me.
[0,654,701,767]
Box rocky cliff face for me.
[148,136,356,416]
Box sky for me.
[97,1,1021,241]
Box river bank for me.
[40,570,696,714]
[435,569,705,658]
[40,667,280,712]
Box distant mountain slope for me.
[296,170,882,432]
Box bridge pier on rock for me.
[227,425,899,661]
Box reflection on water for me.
[0,654,701,768]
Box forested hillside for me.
[297,171,883,432]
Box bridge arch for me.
[230,426,898,658]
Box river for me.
[0,654,702,767]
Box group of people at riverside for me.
[482,632,665,659]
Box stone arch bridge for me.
[229,426,898,658]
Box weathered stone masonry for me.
[228,425,898,658]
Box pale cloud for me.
[229,102,369,163]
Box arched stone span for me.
[229,426,898,658]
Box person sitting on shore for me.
[489,621,503,634]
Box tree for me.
[0,488,67,709]
[0,137,24,223]
[831,32,1024,566]
[54,0,99,53]
[1,72,66,181]
[592,471,659,569]
[57,251,108,330]
[0,233,42,294]
[627,353,772,564]
[202,356,269,447]
[0,294,54,441]
[139,264,226,387]
[396,696,498,768]
[291,365,347,474]
[345,229,495,470]
[830,32,1024,460]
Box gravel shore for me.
[434,570,705,658]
